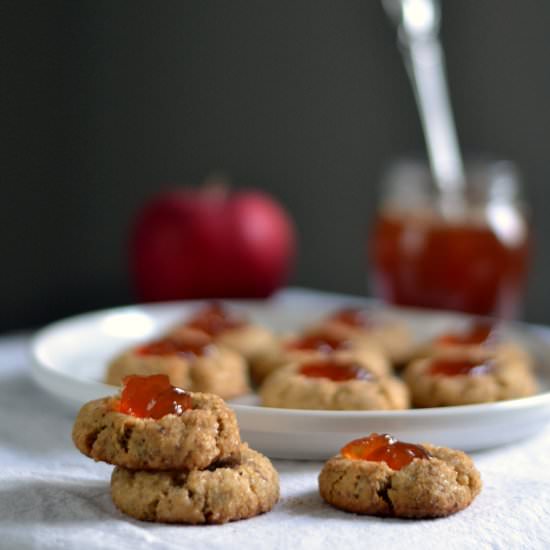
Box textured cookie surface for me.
[403,352,537,407]
[251,337,391,386]
[260,363,409,410]
[111,445,279,524]
[319,443,481,518]
[105,345,250,400]
[72,392,241,470]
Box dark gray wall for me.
[3,1,550,331]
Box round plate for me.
[29,288,550,459]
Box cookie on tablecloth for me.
[319,433,481,518]
[111,444,279,524]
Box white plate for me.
[30,288,550,459]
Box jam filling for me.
[286,332,349,353]
[428,357,493,377]
[436,322,493,346]
[136,334,211,358]
[299,360,372,382]
[329,307,371,328]
[185,302,245,336]
[117,374,192,419]
[341,433,430,470]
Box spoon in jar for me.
[383,0,466,216]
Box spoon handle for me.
[384,0,465,204]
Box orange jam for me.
[299,360,372,382]
[185,302,245,336]
[137,335,210,358]
[341,433,430,470]
[428,357,493,377]
[369,210,530,318]
[436,323,493,346]
[287,332,349,353]
[117,374,192,419]
[329,307,371,328]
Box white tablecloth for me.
[1,333,549,550]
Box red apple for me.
[130,185,297,301]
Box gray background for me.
[3,1,550,331]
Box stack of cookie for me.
[72,374,279,524]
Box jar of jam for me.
[368,159,531,318]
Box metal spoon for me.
[383,0,466,214]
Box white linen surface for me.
[1,334,549,550]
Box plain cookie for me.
[111,445,279,524]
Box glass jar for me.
[368,159,532,318]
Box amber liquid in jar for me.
[369,161,531,318]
